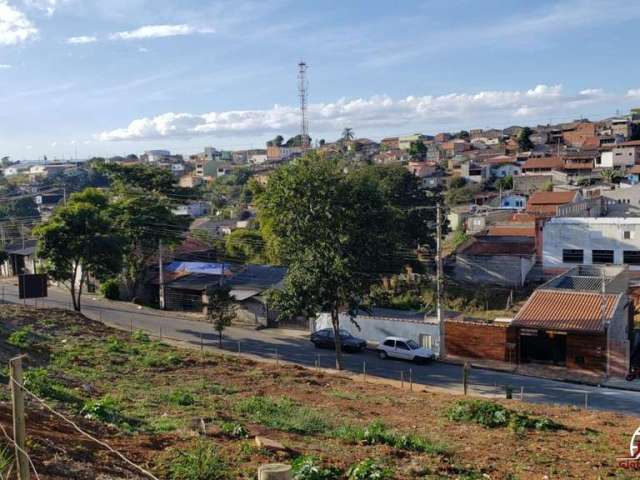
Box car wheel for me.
[414,356,427,365]
[378,350,387,360]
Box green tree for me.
[109,192,188,299]
[34,189,122,311]
[517,127,534,152]
[225,228,265,263]
[95,163,181,197]
[408,141,427,161]
[257,154,400,370]
[267,135,284,147]
[495,175,513,191]
[207,286,236,347]
[0,196,39,220]
[601,168,623,185]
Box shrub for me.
[23,368,82,405]
[167,389,196,407]
[166,441,229,480]
[7,326,34,348]
[81,396,127,426]
[292,455,341,480]
[133,329,150,343]
[234,396,329,434]
[99,279,120,300]
[142,351,182,368]
[447,399,564,432]
[219,421,248,438]
[333,421,449,455]
[347,459,392,480]
[106,337,128,353]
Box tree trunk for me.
[331,308,343,370]
[75,271,86,312]
[70,262,78,311]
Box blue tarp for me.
[164,262,231,276]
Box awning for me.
[230,289,261,301]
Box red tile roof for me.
[527,191,577,205]
[458,237,535,256]
[487,225,536,238]
[522,157,564,170]
[512,290,619,333]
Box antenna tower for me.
[298,61,309,151]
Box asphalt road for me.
[2,279,640,416]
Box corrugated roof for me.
[487,226,536,238]
[512,290,619,333]
[528,191,577,205]
[458,237,535,256]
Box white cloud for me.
[109,24,214,41]
[0,63,12,69]
[66,35,97,44]
[97,84,614,142]
[23,0,65,16]
[627,89,640,98]
[137,47,149,53]
[0,0,38,45]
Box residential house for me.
[486,155,521,178]
[513,174,554,194]
[398,134,424,151]
[35,193,64,217]
[542,217,640,272]
[493,193,527,209]
[611,118,632,139]
[521,156,564,174]
[562,122,597,147]
[0,240,37,277]
[511,265,630,379]
[526,191,584,216]
[434,132,451,143]
[459,161,489,184]
[381,137,399,149]
[2,164,29,177]
[626,165,640,185]
[228,264,287,327]
[406,161,436,178]
[452,235,536,287]
[28,163,71,180]
[601,183,640,215]
[172,201,209,218]
[598,141,640,169]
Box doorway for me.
[520,330,567,366]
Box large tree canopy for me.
[34,189,122,311]
[256,154,426,369]
[95,162,186,198]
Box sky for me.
[1,0,640,160]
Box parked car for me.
[376,336,435,364]
[310,328,367,353]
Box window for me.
[383,340,395,347]
[562,249,584,264]
[396,342,410,351]
[407,340,420,350]
[624,251,640,265]
[592,249,614,264]
[624,230,634,240]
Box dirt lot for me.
[0,305,638,479]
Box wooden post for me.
[520,386,524,401]
[10,355,30,480]
[258,463,291,480]
[409,368,413,392]
[400,370,404,389]
[584,392,589,410]
[237,341,241,353]
[463,362,470,396]
[200,333,204,358]
[363,361,366,382]
[275,349,279,367]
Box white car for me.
[376,336,435,364]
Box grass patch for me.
[23,368,83,406]
[234,396,329,434]
[447,399,565,433]
[347,459,393,480]
[7,326,35,348]
[219,421,248,438]
[159,440,230,480]
[333,420,449,455]
[165,389,196,407]
[292,455,342,479]
[81,396,140,431]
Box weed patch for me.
[159,441,230,480]
[292,455,341,480]
[347,459,393,480]
[81,396,140,431]
[447,399,565,433]
[234,396,329,434]
[23,368,82,406]
[165,389,196,407]
[8,326,35,348]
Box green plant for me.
[219,421,248,438]
[7,326,34,348]
[23,368,82,406]
[166,441,229,480]
[234,396,329,434]
[447,399,564,432]
[81,396,125,425]
[347,459,392,480]
[292,455,341,480]
[142,351,182,368]
[106,337,128,353]
[133,329,150,343]
[167,389,196,407]
[99,278,120,300]
[0,445,13,478]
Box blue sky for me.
[1,0,640,160]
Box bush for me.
[99,279,120,300]
[142,351,182,368]
[166,441,229,480]
[133,329,150,343]
[7,326,34,348]
[106,337,128,353]
[219,421,248,438]
[447,399,564,433]
[347,459,392,480]
[333,421,449,455]
[167,389,196,407]
[23,368,82,406]
[292,455,341,480]
[81,396,130,428]
[234,396,329,434]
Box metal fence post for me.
[409,368,413,392]
[463,362,470,396]
[10,355,30,480]
[400,370,404,389]
[363,361,366,382]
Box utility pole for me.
[297,61,309,151]
[10,355,30,480]
[436,202,445,359]
[158,239,165,310]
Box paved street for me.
[2,278,640,416]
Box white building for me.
[543,217,640,272]
[144,150,171,163]
[597,142,640,169]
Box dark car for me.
[310,328,367,353]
